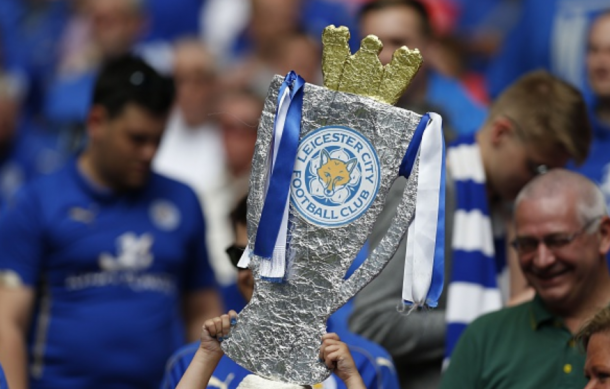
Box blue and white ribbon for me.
[399,112,446,308]
[238,72,305,282]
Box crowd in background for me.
[0,0,610,388]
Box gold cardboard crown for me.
[321,25,423,105]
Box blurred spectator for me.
[140,0,203,43]
[350,71,590,389]
[56,0,95,77]
[45,0,147,126]
[199,0,251,65]
[452,0,521,71]
[226,31,322,97]
[0,55,221,389]
[200,88,263,306]
[220,0,303,93]
[218,89,261,187]
[154,40,222,199]
[487,0,610,100]
[571,12,610,208]
[204,0,357,67]
[578,304,610,388]
[358,0,487,137]
[0,71,63,211]
[153,39,232,286]
[0,0,70,114]
[273,33,322,86]
[441,170,610,389]
[57,0,145,77]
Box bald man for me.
[441,169,610,389]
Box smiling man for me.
[440,169,610,389]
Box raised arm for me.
[0,282,35,389]
[176,311,238,389]
[319,333,366,389]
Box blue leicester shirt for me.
[160,314,400,389]
[0,159,217,388]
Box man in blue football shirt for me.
[161,196,400,389]
[0,55,222,389]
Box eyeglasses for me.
[226,244,246,269]
[504,115,548,177]
[525,160,548,176]
[511,217,602,255]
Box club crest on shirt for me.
[66,232,175,294]
[291,126,380,228]
[99,232,154,272]
[150,199,181,231]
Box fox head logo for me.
[317,149,357,196]
[292,126,380,226]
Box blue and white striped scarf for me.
[444,135,507,365]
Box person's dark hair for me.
[358,0,433,38]
[230,195,248,228]
[92,54,175,119]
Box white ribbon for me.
[402,112,445,307]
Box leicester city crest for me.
[291,126,381,227]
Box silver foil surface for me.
[221,75,422,385]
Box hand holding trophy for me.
[221,25,446,385]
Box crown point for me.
[360,35,383,54]
[322,25,352,90]
[376,46,423,105]
[322,25,350,41]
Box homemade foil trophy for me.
[222,25,446,385]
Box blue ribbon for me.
[426,140,445,307]
[399,113,429,178]
[254,72,305,260]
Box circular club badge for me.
[291,126,381,228]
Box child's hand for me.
[199,310,238,356]
[319,333,365,389]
